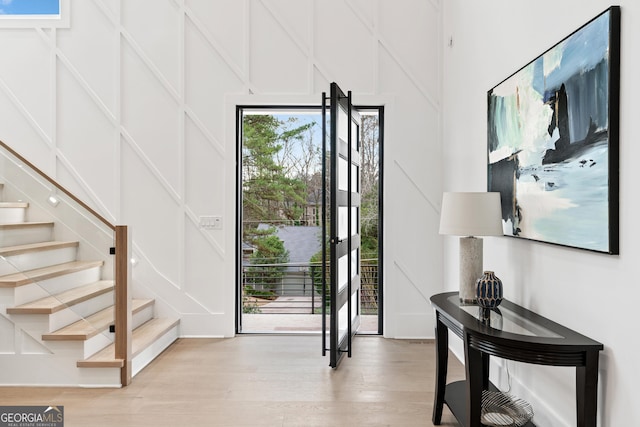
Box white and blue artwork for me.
[488,7,620,254]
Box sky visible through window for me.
[0,0,59,15]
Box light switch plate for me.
[200,216,222,230]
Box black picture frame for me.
[487,6,620,254]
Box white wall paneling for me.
[0,0,443,339]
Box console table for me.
[431,292,603,427]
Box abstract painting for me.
[487,6,620,254]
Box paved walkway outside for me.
[242,312,379,334]
[242,296,379,333]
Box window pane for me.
[0,0,60,16]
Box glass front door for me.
[322,82,361,368]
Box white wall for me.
[443,1,639,425]
[0,0,443,339]
[3,0,632,423]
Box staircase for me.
[0,185,179,387]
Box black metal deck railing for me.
[242,261,378,315]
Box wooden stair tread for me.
[6,280,114,314]
[130,318,179,357]
[43,299,154,341]
[0,221,54,230]
[0,241,79,257]
[0,260,104,288]
[77,318,179,368]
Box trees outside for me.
[244,227,290,300]
[241,113,320,313]
[359,114,380,260]
[242,112,378,255]
[242,114,314,232]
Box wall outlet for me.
[200,216,222,230]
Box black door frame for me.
[234,104,384,336]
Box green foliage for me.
[360,182,379,260]
[360,236,378,261]
[244,227,290,294]
[309,250,331,312]
[244,285,277,300]
[242,289,262,314]
[309,251,324,295]
[242,115,312,232]
[250,230,289,264]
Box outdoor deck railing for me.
[242,261,378,315]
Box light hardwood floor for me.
[0,336,464,426]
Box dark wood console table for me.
[431,292,603,427]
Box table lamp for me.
[439,192,503,304]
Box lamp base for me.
[459,236,483,304]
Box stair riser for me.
[0,226,53,246]
[10,297,153,362]
[132,324,179,377]
[77,368,122,387]
[0,247,78,276]
[4,268,104,305]
[134,305,155,329]
[3,283,50,307]
[34,267,104,296]
[83,333,113,360]
[0,207,26,223]
[81,304,155,359]
[47,291,115,332]
[7,291,115,334]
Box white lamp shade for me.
[439,192,503,237]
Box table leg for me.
[482,351,489,390]
[432,314,448,425]
[576,351,599,427]
[465,332,484,427]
